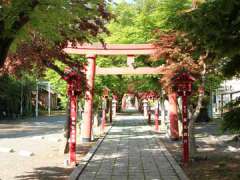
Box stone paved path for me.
[77,114,188,180]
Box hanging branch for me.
[41,59,64,77]
[152,31,201,94]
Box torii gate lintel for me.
[96,66,165,75]
[64,43,156,55]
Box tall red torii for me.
[64,43,179,146]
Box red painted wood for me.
[64,43,156,55]
[96,67,165,75]
[154,107,159,131]
[82,55,96,142]
[109,100,112,124]
[168,92,179,140]
[69,95,77,164]
[182,95,189,163]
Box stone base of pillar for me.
[148,111,151,125]
[170,137,179,141]
[81,137,91,143]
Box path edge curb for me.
[147,121,189,180]
[157,139,190,180]
[70,126,112,180]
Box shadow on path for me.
[14,166,73,180]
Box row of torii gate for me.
[63,43,194,165]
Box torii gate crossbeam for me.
[64,43,156,55]
[96,67,165,75]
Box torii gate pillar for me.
[168,92,179,140]
[82,54,96,142]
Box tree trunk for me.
[0,38,13,68]
[189,63,206,158]
[63,99,70,154]
[189,91,204,157]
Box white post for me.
[161,99,165,121]
[48,82,51,116]
[160,90,166,129]
[143,99,148,118]
[35,82,39,118]
[112,99,117,117]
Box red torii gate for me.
[64,43,179,164]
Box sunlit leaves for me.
[106,0,189,43]
[178,0,240,77]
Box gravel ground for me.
[159,120,240,180]
[0,115,74,180]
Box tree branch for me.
[42,59,64,78]
[11,0,39,31]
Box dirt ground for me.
[160,120,240,180]
[0,115,96,180]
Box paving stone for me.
[128,167,143,171]
[77,175,95,180]
[111,175,128,180]
[97,169,112,174]
[95,174,111,180]
[80,171,96,177]
[75,114,188,180]
[128,176,145,180]
[128,172,144,177]
[145,176,162,180]
[161,176,179,180]
[83,167,98,172]
[112,171,128,176]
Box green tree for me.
[0,0,111,70]
[178,0,240,77]
[0,73,35,118]
[106,0,189,43]
[0,1,111,114]
[173,0,240,155]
